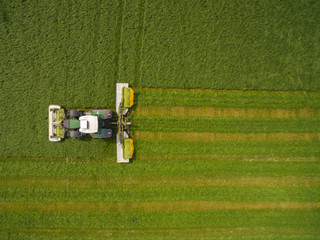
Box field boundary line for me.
[1,201,319,213]
[2,176,319,188]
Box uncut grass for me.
[2,159,320,177]
[1,211,319,229]
[1,186,319,202]
[131,116,320,133]
[139,0,320,91]
[0,0,121,158]
[135,89,320,109]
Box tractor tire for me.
[67,130,81,138]
[67,110,81,118]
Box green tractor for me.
[49,83,134,163]
[49,106,114,141]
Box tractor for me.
[49,83,134,163]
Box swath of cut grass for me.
[1,210,319,229]
[135,140,320,157]
[1,157,319,177]
[134,131,320,142]
[134,106,320,118]
[135,154,320,162]
[1,201,319,213]
[135,88,320,109]
[3,226,320,239]
[2,176,319,188]
[1,186,319,202]
[131,116,320,133]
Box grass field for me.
[1,0,320,239]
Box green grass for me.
[135,140,320,156]
[0,234,319,240]
[132,116,320,133]
[1,186,319,202]
[1,211,319,229]
[135,89,320,109]
[1,0,320,239]
[1,158,319,177]
[138,0,320,91]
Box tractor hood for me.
[79,115,99,134]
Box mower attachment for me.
[116,83,134,163]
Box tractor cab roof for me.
[79,115,98,134]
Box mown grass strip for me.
[136,154,320,162]
[0,156,115,163]
[134,106,320,118]
[135,88,320,109]
[1,159,319,177]
[136,140,320,157]
[2,176,319,188]
[131,116,320,133]
[2,227,319,239]
[1,211,319,229]
[1,201,319,213]
[1,186,319,202]
[134,131,320,142]
[1,155,319,163]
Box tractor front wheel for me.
[67,110,81,118]
[67,130,81,138]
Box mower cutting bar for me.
[117,131,130,163]
[49,105,61,142]
[116,83,129,115]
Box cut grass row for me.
[1,201,319,213]
[1,211,319,229]
[1,155,318,162]
[134,131,320,142]
[1,186,319,202]
[136,140,320,156]
[1,228,320,240]
[2,176,319,188]
[1,158,319,177]
[135,88,320,109]
[131,116,320,133]
[134,105,320,118]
